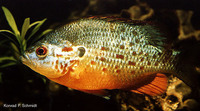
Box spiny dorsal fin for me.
[86,16,151,25]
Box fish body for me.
[22,16,188,96]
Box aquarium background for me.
[0,0,200,111]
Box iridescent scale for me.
[48,17,179,80]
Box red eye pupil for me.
[36,46,47,56]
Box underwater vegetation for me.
[0,0,200,111]
[0,6,52,68]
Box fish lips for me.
[20,54,36,67]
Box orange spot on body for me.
[141,58,144,62]
[131,71,135,74]
[147,61,151,65]
[129,42,134,46]
[116,70,121,73]
[100,52,105,56]
[100,57,106,61]
[56,54,62,57]
[132,51,136,55]
[101,47,106,50]
[61,63,71,74]
[91,61,96,65]
[116,54,124,59]
[70,60,75,64]
[102,68,107,72]
[70,67,74,72]
[60,63,63,69]
[55,64,58,70]
[62,68,67,74]
[64,64,68,68]
[62,47,73,52]
[115,65,119,69]
[56,60,59,64]
[139,51,143,55]
[128,61,136,66]
[120,45,124,49]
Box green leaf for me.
[22,39,27,52]
[10,42,21,60]
[0,56,17,63]
[0,39,8,45]
[29,21,42,28]
[0,33,18,45]
[0,29,15,35]
[10,42,20,53]
[2,6,20,36]
[27,18,47,41]
[21,18,30,40]
[30,29,52,44]
[42,77,47,84]
[0,62,17,68]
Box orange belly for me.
[48,64,168,96]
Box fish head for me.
[21,39,86,78]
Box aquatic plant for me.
[0,6,52,68]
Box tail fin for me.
[175,43,200,90]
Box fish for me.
[21,16,200,96]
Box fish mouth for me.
[20,54,35,66]
[21,54,28,61]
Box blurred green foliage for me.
[0,6,52,68]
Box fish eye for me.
[36,45,48,58]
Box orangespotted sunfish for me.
[21,16,200,96]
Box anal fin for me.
[131,73,168,96]
[79,89,109,96]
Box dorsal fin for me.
[86,16,151,25]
